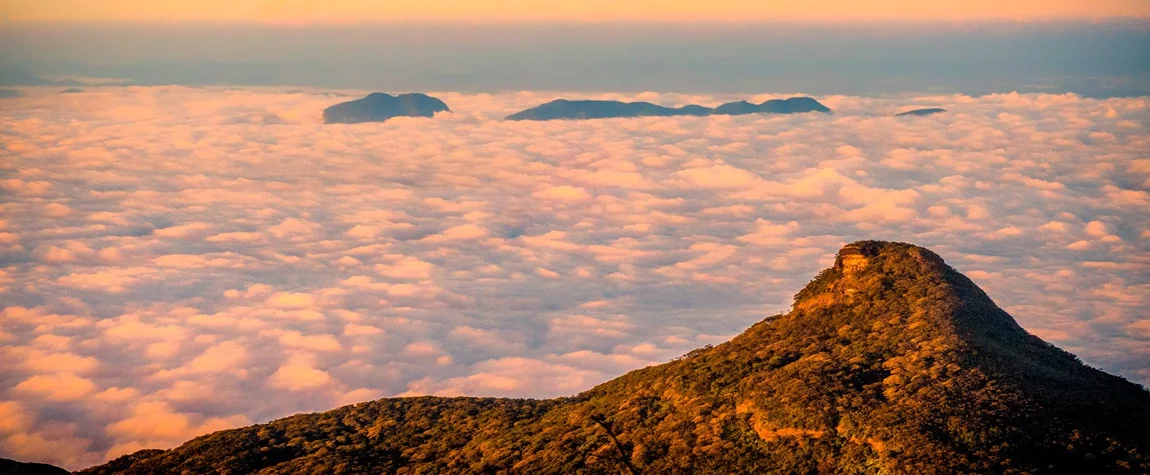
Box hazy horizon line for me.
[3,17,1149,27]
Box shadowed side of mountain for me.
[0,458,69,475]
[322,93,450,124]
[895,107,947,116]
[80,241,1150,474]
[505,96,830,121]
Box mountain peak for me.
[794,240,952,313]
[322,93,450,124]
[79,241,1150,474]
[833,240,946,275]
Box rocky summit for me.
[80,241,1150,474]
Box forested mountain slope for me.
[81,241,1150,474]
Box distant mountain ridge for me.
[895,107,947,117]
[0,457,68,475]
[505,97,831,121]
[79,241,1150,474]
[323,93,451,124]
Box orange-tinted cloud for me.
[1,86,1148,471]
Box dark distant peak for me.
[793,97,832,112]
[760,96,833,114]
[323,92,450,124]
[505,99,668,121]
[896,107,947,117]
[0,457,69,475]
[0,89,22,99]
[713,100,760,115]
[61,88,85,94]
[677,104,712,116]
[365,92,444,105]
[505,96,831,121]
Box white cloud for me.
[1,86,1147,470]
[154,222,211,238]
[184,341,248,374]
[12,373,98,402]
[104,402,249,460]
[279,331,342,352]
[421,223,487,242]
[264,292,316,309]
[533,185,593,201]
[270,354,333,391]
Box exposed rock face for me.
[895,107,946,117]
[322,93,450,124]
[79,241,1150,475]
[505,96,831,121]
[834,243,870,275]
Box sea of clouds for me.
[0,87,1147,469]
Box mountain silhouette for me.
[0,458,69,475]
[506,97,831,121]
[79,241,1149,474]
[895,108,946,117]
[323,93,450,124]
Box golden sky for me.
[3,0,1149,23]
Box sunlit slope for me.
[82,241,1150,474]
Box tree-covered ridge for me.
[81,241,1150,474]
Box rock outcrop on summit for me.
[80,241,1150,474]
[323,93,450,124]
[505,97,831,121]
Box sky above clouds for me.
[0,87,1147,469]
[3,0,1149,22]
[2,21,1149,97]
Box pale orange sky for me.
[3,0,1149,22]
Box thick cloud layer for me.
[0,87,1147,469]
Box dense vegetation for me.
[81,241,1150,474]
